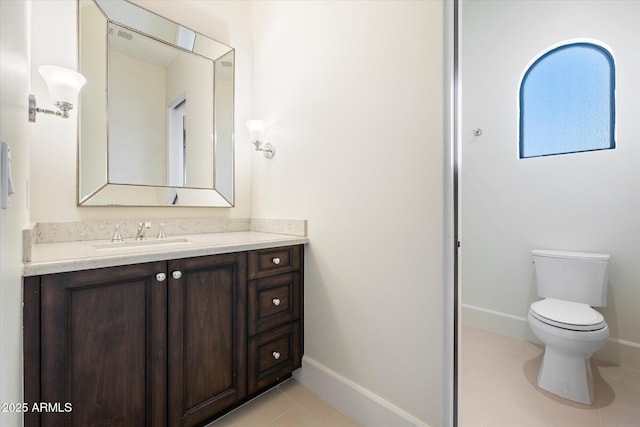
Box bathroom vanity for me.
[21,0,305,423]
[23,229,306,426]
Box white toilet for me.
[527,249,610,404]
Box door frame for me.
[443,1,459,426]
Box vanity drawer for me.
[248,272,301,336]
[247,322,301,394]
[248,245,302,279]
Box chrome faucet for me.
[135,222,151,240]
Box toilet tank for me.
[532,249,610,307]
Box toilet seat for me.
[529,298,606,331]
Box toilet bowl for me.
[527,249,610,405]
[528,299,608,404]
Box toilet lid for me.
[530,298,606,331]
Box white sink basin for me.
[93,237,189,250]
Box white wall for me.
[166,48,215,188]
[250,1,444,425]
[0,1,31,426]
[109,51,167,186]
[29,0,253,222]
[460,0,640,370]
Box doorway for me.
[456,1,640,426]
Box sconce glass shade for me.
[38,65,86,106]
[246,119,266,142]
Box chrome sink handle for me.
[111,224,123,242]
[157,223,167,240]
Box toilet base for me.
[537,346,594,404]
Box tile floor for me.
[206,379,362,427]
[460,324,640,427]
[206,326,638,426]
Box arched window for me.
[519,42,615,158]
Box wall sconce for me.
[29,65,86,123]
[246,119,275,159]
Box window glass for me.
[519,42,615,158]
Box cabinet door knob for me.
[272,257,281,265]
[155,272,167,282]
[272,298,281,306]
[172,270,183,280]
[272,351,281,360]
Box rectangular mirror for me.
[78,0,234,206]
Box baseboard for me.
[462,303,640,372]
[461,303,538,342]
[594,336,640,372]
[293,356,430,427]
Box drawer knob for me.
[272,351,281,360]
[272,257,281,265]
[172,270,183,280]
[155,272,167,282]
[272,298,281,306]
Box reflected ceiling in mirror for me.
[78,0,235,206]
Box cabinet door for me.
[39,262,167,427]
[167,253,247,427]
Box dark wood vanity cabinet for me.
[23,246,303,427]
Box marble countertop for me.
[24,231,309,277]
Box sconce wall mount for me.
[29,65,86,123]
[28,95,73,121]
[253,140,275,159]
